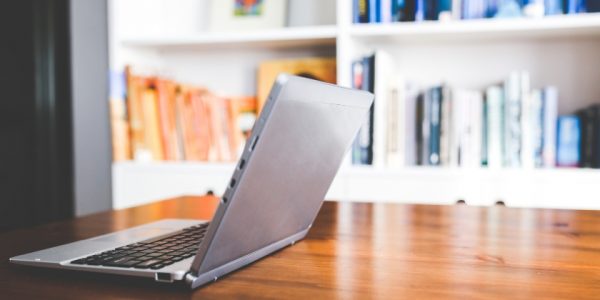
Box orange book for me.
[156,79,180,160]
[257,57,336,114]
[125,68,149,160]
[188,88,212,161]
[141,80,164,161]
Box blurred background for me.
[2,0,600,230]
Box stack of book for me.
[351,51,600,169]
[353,0,600,23]
[109,68,257,162]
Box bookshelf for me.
[110,0,600,210]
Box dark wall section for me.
[0,0,74,230]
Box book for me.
[381,0,393,22]
[351,60,368,164]
[363,54,376,164]
[415,0,426,20]
[142,82,164,161]
[370,0,379,22]
[356,0,370,23]
[439,86,452,165]
[372,51,395,167]
[593,105,600,168]
[257,57,336,115]
[417,92,431,165]
[521,89,544,168]
[109,70,131,161]
[565,0,586,14]
[542,86,558,167]
[485,86,504,168]
[428,86,443,165]
[556,115,581,167]
[156,79,181,161]
[577,106,597,168]
[387,79,420,167]
[503,71,527,167]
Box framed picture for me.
[209,0,287,32]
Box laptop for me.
[10,74,374,289]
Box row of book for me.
[351,51,600,169]
[109,68,257,162]
[353,0,600,23]
[110,58,337,162]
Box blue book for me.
[565,0,586,14]
[416,0,426,20]
[556,115,581,167]
[545,0,564,15]
[354,0,360,23]
[429,87,442,165]
[369,0,379,22]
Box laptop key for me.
[133,259,162,269]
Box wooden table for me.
[1,196,599,299]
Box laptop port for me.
[229,178,236,188]
[250,135,259,151]
[155,272,173,283]
[238,159,245,170]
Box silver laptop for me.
[10,74,374,289]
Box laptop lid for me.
[189,74,374,275]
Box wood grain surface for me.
[1,196,599,299]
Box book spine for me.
[452,0,462,19]
[369,0,379,22]
[429,87,442,165]
[504,71,523,167]
[351,60,367,164]
[531,90,544,168]
[556,115,581,167]
[365,55,376,164]
[486,86,504,168]
[421,91,431,165]
[542,86,558,167]
[404,82,419,166]
[416,0,426,21]
[578,107,595,168]
[358,0,370,23]
[468,91,483,168]
[403,0,417,21]
[439,86,452,166]
[593,105,600,168]
[381,0,393,22]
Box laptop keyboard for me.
[69,223,209,270]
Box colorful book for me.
[556,115,581,167]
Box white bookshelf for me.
[110,0,600,210]
[121,25,338,49]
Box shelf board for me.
[121,25,338,50]
[349,13,600,43]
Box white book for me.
[467,91,483,168]
[372,50,395,168]
[451,89,470,167]
[542,87,558,168]
[386,77,405,167]
[486,86,504,169]
[521,90,535,169]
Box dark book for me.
[577,107,595,168]
[399,0,417,21]
[363,54,376,164]
[418,91,431,165]
[593,105,600,168]
[357,0,370,23]
[429,87,442,165]
[425,0,439,20]
[415,93,425,165]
